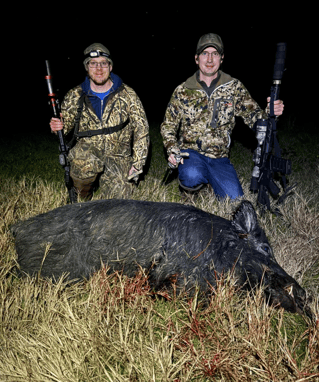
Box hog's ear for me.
[231,201,258,234]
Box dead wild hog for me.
[11,199,311,316]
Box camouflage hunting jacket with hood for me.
[161,70,267,159]
[61,73,149,172]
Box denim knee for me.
[178,150,207,189]
[179,165,205,188]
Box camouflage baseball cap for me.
[196,33,224,55]
[83,43,113,68]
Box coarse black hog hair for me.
[11,199,312,317]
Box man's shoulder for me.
[118,83,139,99]
[68,82,84,94]
[63,85,83,103]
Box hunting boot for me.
[71,175,97,201]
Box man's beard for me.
[90,74,109,86]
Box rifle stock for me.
[45,60,77,204]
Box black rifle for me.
[45,60,77,204]
[250,43,294,213]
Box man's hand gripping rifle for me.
[250,43,294,213]
[45,60,77,204]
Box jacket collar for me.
[184,70,234,91]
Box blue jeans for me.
[178,149,244,199]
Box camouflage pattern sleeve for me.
[124,86,150,172]
[233,80,267,127]
[61,86,83,135]
[160,85,183,155]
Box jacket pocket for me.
[215,97,234,127]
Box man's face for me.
[195,47,223,80]
[87,56,112,86]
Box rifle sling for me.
[70,91,130,140]
[75,117,130,138]
[66,94,85,148]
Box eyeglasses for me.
[88,61,110,68]
[200,51,220,58]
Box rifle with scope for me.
[250,42,294,213]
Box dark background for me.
[9,6,317,134]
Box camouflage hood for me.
[161,70,266,159]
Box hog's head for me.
[230,201,312,319]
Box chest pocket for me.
[210,97,234,129]
[210,98,221,129]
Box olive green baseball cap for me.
[83,43,113,68]
[196,33,224,55]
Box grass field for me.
[0,115,318,381]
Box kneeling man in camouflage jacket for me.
[160,33,284,199]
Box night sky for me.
[16,6,316,131]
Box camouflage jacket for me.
[61,74,149,172]
[161,71,267,159]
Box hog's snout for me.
[262,267,312,319]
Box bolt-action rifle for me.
[250,43,294,213]
[45,60,77,204]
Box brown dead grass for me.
[0,142,318,381]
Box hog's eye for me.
[262,244,272,255]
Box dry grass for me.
[0,128,318,381]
